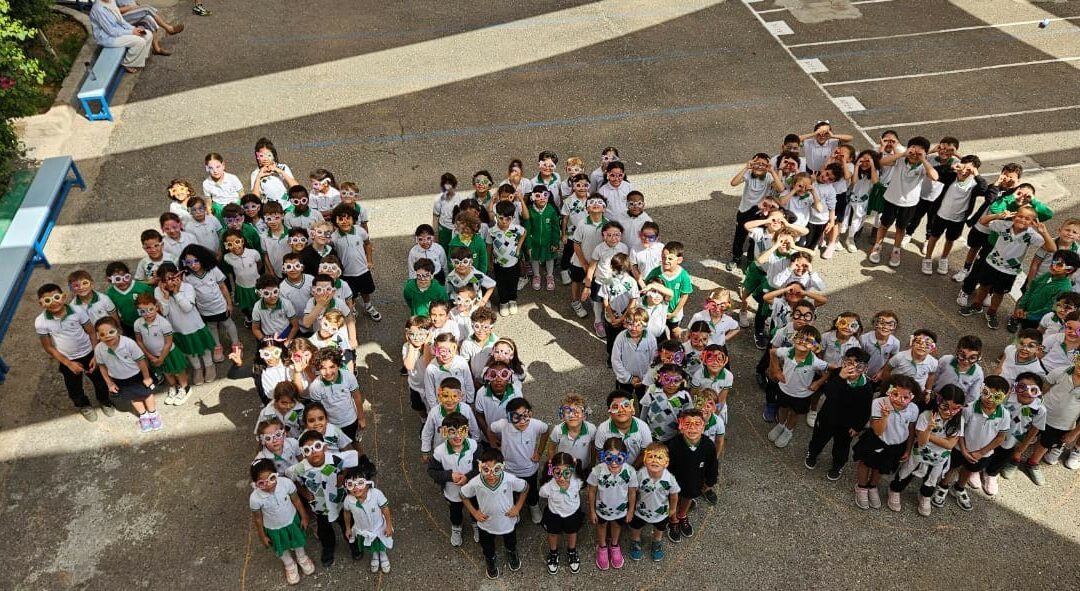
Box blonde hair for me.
[566,157,584,169]
[311,220,334,235]
[707,289,731,302]
[561,393,586,408]
[322,309,345,327]
[627,307,650,324]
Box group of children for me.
[30,131,1080,583]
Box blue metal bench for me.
[0,157,85,383]
[76,46,126,121]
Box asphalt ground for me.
[3,1,1079,589]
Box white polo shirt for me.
[737,172,773,212]
[985,220,1044,275]
[490,417,548,477]
[248,477,299,529]
[539,476,582,517]
[634,468,680,523]
[587,463,639,520]
[860,333,899,378]
[802,137,838,172]
[962,402,1009,450]
[549,421,597,469]
[1042,367,1080,430]
[278,274,313,316]
[1038,333,1079,373]
[203,173,244,206]
[460,472,527,535]
[330,226,370,277]
[593,417,653,464]
[883,158,928,208]
[775,347,829,398]
[94,336,145,380]
[933,356,985,405]
[183,268,229,315]
[252,299,296,338]
[571,216,608,268]
[432,439,479,502]
[887,350,939,391]
[871,396,919,445]
[1002,396,1047,449]
[307,371,359,427]
[72,291,117,324]
[35,305,92,360]
[133,315,174,357]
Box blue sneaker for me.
[762,403,778,423]
[628,541,643,561]
[650,541,664,561]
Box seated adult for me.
[117,0,185,56]
[88,0,151,73]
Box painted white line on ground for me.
[859,105,1080,130]
[823,56,1080,85]
[756,0,894,14]
[786,16,1080,48]
[797,57,829,73]
[740,1,874,144]
[832,96,865,112]
[764,20,795,35]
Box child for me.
[222,229,261,323]
[643,241,693,340]
[251,137,299,206]
[1021,347,1080,485]
[696,389,728,486]
[546,394,597,471]
[184,196,223,254]
[871,136,939,268]
[420,377,482,460]
[1027,217,1080,289]
[460,307,498,380]
[408,224,447,283]
[768,326,828,448]
[300,220,337,276]
[960,205,1055,328]
[692,343,733,408]
[155,263,216,385]
[688,289,739,346]
[800,121,853,172]
[428,412,481,546]
[922,155,986,275]
[302,274,357,349]
[533,151,561,204]
[522,185,563,291]
[539,453,585,574]
[640,281,673,343]
[105,261,155,336]
[402,316,432,419]
[134,229,173,286]
[611,308,657,402]
[666,409,717,541]
[560,173,590,286]
[251,275,299,342]
[956,168,1045,282]
[630,221,664,282]
[880,329,939,404]
[905,137,961,242]
[330,204,382,321]
[288,431,359,566]
[67,270,118,325]
[804,347,873,480]
[179,244,236,363]
[433,172,465,249]
[587,437,638,571]
[309,169,341,217]
[1039,293,1080,337]
[427,299,459,342]
[861,311,900,383]
[853,376,921,509]
[582,221,629,337]
[300,401,355,453]
[983,374,1046,491]
[488,200,527,315]
[461,448,528,579]
[938,377,1010,510]
[474,361,522,439]
[448,209,489,276]
[933,335,985,405]
[1010,249,1080,332]
[594,391,654,466]
[249,458,314,585]
[570,193,608,320]
[284,185,321,232]
[202,152,244,214]
[599,253,640,359]
[93,317,159,431]
[159,212,197,262]
[256,339,291,405]
[221,203,264,257]
[804,163,842,251]
[403,258,449,317]
[598,161,634,224]
[132,292,190,405]
[255,382,305,438]
[259,201,291,278]
[889,385,966,515]
[1038,311,1080,372]
[628,443,679,562]
[307,348,366,441]
[839,149,880,251]
[449,284,479,341]
[729,153,785,269]
[424,333,475,411]
[254,418,302,475]
[639,364,693,442]
[446,246,496,307]
[342,465,394,574]
[309,310,353,369]
[489,398,548,524]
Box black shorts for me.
[344,272,376,296]
[854,432,906,474]
[879,202,917,231]
[596,515,627,525]
[112,373,153,401]
[200,311,231,323]
[972,261,1019,295]
[568,264,586,284]
[629,515,669,531]
[955,453,993,473]
[409,388,425,412]
[966,228,989,250]
[589,280,603,303]
[777,392,813,414]
[1039,425,1069,449]
[927,215,966,241]
[542,508,584,534]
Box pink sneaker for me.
[609,545,624,569]
[532,275,542,291]
[595,546,609,570]
[982,473,998,496]
[594,322,606,338]
[546,275,555,291]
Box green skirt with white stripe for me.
[156,347,190,375]
[172,327,215,356]
[266,513,307,556]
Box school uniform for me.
[667,435,717,500]
[428,439,480,527]
[307,372,361,437]
[539,477,585,534]
[1038,333,1080,373]
[687,311,739,347]
[611,331,657,398]
[310,188,341,215]
[301,296,351,334]
[488,224,526,303]
[967,219,1045,295]
[255,437,302,475]
[284,208,321,233]
[432,192,466,247]
[183,268,230,320]
[445,269,496,299]
[956,402,1010,472]
[107,281,155,332]
[162,231,198,262]
[630,468,680,531]
[802,138,839,173]
[423,357,476,410]
[644,266,694,326]
[807,372,873,470]
[254,400,305,438]
[631,241,664,280]
[223,249,262,313]
[250,164,295,206]
[94,336,151,400]
[587,463,638,521]
[932,356,985,405]
[570,216,608,283]
[893,411,964,495]
[1038,366,1080,450]
[820,331,859,367]
[460,472,526,561]
[549,421,597,470]
[288,450,359,561]
[134,315,188,376]
[420,404,482,453]
[639,387,693,442]
[252,299,296,340]
[854,397,919,473]
[260,229,292,279]
[331,226,375,296]
[203,173,244,211]
[278,275,313,323]
[473,384,522,428]
[560,196,588,269]
[860,332,900,381]
[299,243,336,277]
[344,488,393,553]
[599,272,640,357]
[986,395,1047,476]
[134,255,175,284]
[927,171,986,242]
[155,283,215,357]
[880,158,929,230]
[594,417,654,465]
[71,291,117,324]
[887,350,938,392]
[598,181,634,225]
[249,478,306,557]
[490,417,549,508]
[773,347,829,414]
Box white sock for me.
[280,552,296,567]
[592,301,603,320]
[293,547,308,560]
[222,317,239,344]
[531,261,540,276]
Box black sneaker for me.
[1006,317,1020,333]
[399,365,408,376]
[349,543,362,560]
[321,554,334,568]
[754,333,768,350]
[958,304,982,317]
[827,466,843,481]
[703,488,718,506]
[546,550,559,574]
[804,454,818,470]
[507,550,521,572]
[486,559,500,579]
[566,548,581,573]
[679,515,694,538]
[985,312,1000,330]
[667,519,682,543]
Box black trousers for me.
[479,528,518,563]
[520,471,539,507]
[449,500,464,526]
[889,470,935,497]
[59,352,111,408]
[806,420,854,469]
[492,263,519,304]
[730,208,760,263]
[314,511,356,560]
[905,198,940,237]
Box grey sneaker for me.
[952,487,973,511]
[1025,462,1046,486]
[100,404,116,417]
[79,406,98,422]
[985,312,1000,330]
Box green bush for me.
[0,0,47,190]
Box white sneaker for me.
[868,487,882,509]
[450,526,463,547]
[560,270,571,285]
[164,386,178,405]
[888,248,901,267]
[900,235,912,248]
[739,307,750,328]
[473,524,480,543]
[966,471,982,490]
[173,385,192,405]
[768,423,786,442]
[499,304,509,317]
[956,290,968,307]
[570,300,588,319]
[379,553,390,573]
[921,258,933,275]
[806,410,818,428]
[917,495,932,517]
[1042,446,1063,464]
[868,244,882,264]
[530,504,543,524]
[845,239,858,253]
[509,301,518,315]
[370,555,380,573]
[952,268,968,282]
[887,490,901,512]
[937,258,949,275]
[517,277,529,291]
[1063,447,1080,470]
[774,427,793,448]
[821,242,838,260]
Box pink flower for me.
[0,77,14,91]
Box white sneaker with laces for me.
[921,258,933,275]
[570,300,588,318]
[768,423,786,442]
[1063,447,1080,470]
[499,304,509,317]
[530,504,542,524]
[952,268,968,282]
[888,248,901,267]
[517,277,529,291]
[900,235,912,248]
[937,258,949,275]
[450,526,463,546]
[509,301,518,315]
[774,427,793,448]
[867,487,882,509]
[869,244,882,264]
[956,290,968,307]
[845,240,858,253]
[560,270,571,285]
[806,410,817,428]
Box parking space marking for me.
[832,96,865,112]
[764,20,795,35]
[796,57,829,73]
[859,104,1080,130]
[822,56,1080,85]
[786,16,1080,48]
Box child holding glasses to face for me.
[804,347,873,481]
[489,398,549,525]
[461,448,529,579]
[288,431,360,567]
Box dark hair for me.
[441,411,469,430]
[255,274,280,290]
[664,241,684,258]
[912,328,937,343]
[105,261,130,277]
[440,172,458,189]
[250,458,276,481]
[1015,371,1044,389]
[494,200,515,218]
[1001,163,1024,177]
[843,346,871,364]
[1016,328,1042,344]
[856,149,881,179]
[415,224,435,237]
[331,203,357,224]
[262,201,284,216]
[936,384,966,436]
[477,448,504,464]
[538,150,559,165]
[178,244,219,272]
[297,430,324,447]
[288,185,309,199]
[1053,249,1080,270]
[955,335,982,353]
[159,212,182,226]
[821,162,844,179]
[438,376,462,392]
[641,221,659,235]
[310,168,337,187]
[959,154,981,168]
[140,229,163,244]
[688,320,712,334]
[155,261,179,280]
[1057,292,1080,307]
[37,283,62,298]
[939,136,960,148]
[506,397,532,414]
[254,137,279,163]
[984,375,1009,393]
[600,436,628,453]
[782,133,800,145]
[883,374,920,397]
[221,228,246,248]
[606,390,630,405]
[601,220,624,234]
[907,136,931,151]
[880,130,899,140]
[413,258,436,274]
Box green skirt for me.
[866,182,887,213]
[234,286,259,312]
[156,347,190,375]
[356,537,388,553]
[741,262,768,296]
[173,327,215,356]
[438,226,453,251]
[266,513,307,556]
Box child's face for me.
[905,145,925,163]
[318,262,341,280]
[260,346,283,366]
[486,367,511,392]
[830,147,849,163]
[415,269,432,288]
[874,315,896,335]
[305,410,328,434]
[703,349,727,373]
[70,277,93,298]
[1012,211,1036,232]
[318,317,341,337]
[606,168,624,187]
[1065,320,1080,341]
[887,386,914,410]
[836,316,859,337]
[880,134,898,152]
[955,162,976,180]
[508,165,522,182]
[345,477,371,500]
[452,256,473,274]
[509,407,533,431]
[1061,224,1080,244]
[289,194,309,213]
[288,234,308,253]
[405,326,428,348]
[189,202,208,222]
[454,293,476,313]
[766,212,786,232]
[661,250,681,272]
[340,188,358,205]
[253,471,278,493]
[441,424,469,446]
[317,360,340,381]
[259,425,286,454]
[471,318,492,341]
[311,227,332,246]
[793,177,813,194]
[980,386,1007,409]
[109,271,133,291]
[1015,380,1041,405]
[817,169,836,184]
[416,232,435,249]
[954,348,980,370]
[704,296,729,317]
[937,399,964,420]
[136,303,157,323]
[437,387,461,411]
[857,153,873,170]
[678,415,706,440]
[839,357,867,380]
[937,143,957,161]
[626,318,645,338]
[434,343,457,365]
[225,237,245,255]
[586,197,606,214]
[538,158,556,176]
[311,282,334,300]
[643,448,669,473]
[479,461,504,485]
[607,398,634,423]
[792,306,814,329]
[551,464,574,486]
[161,271,183,293]
[206,160,225,180]
[225,214,244,230]
[639,228,659,246]
[793,333,817,354]
[689,330,709,350]
[532,193,550,210]
[779,156,798,174]
[311,178,329,194]
[784,287,806,307]
[644,288,664,307]
[496,214,511,230]
[559,404,584,428]
[627,196,644,215]
[429,307,448,328]
[566,164,583,177]
[273,396,295,415]
[491,343,514,364]
[573,179,590,197]
[658,372,682,395]
[599,449,627,473]
[264,212,283,229]
[300,440,326,467]
[256,148,275,165]
[242,202,261,219]
[791,258,811,276]
[910,335,936,357]
[1016,337,1040,361]
[335,215,354,233]
[602,227,622,247]
[1055,299,1076,319]
[472,176,491,192]
[814,125,831,142]
[168,184,191,202]
[181,255,202,274]
[142,239,164,259]
[96,323,120,347]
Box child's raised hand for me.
[878,399,892,417]
[1035,222,1048,234]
